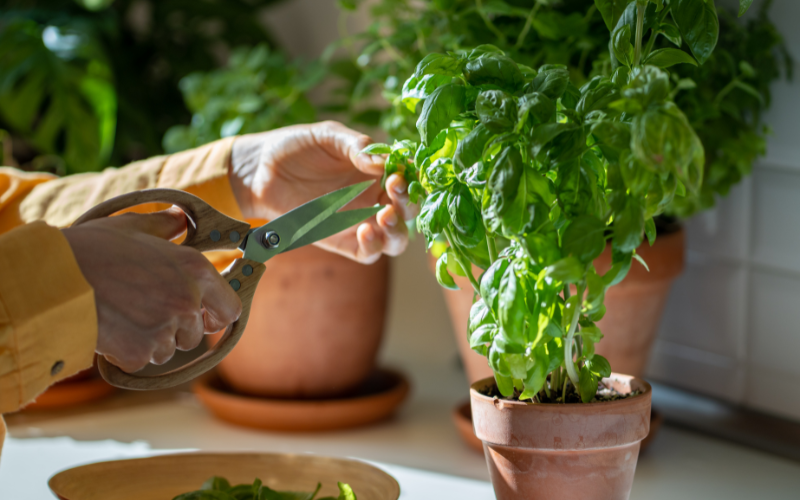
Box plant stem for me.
[515,2,541,49]
[444,228,481,293]
[544,378,551,399]
[487,234,498,263]
[476,0,508,44]
[642,28,657,61]
[634,2,646,67]
[563,285,583,387]
[561,374,569,403]
[714,77,741,108]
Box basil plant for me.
[366,38,705,402]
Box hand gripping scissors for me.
[73,181,380,391]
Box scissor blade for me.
[282,206,382,253]
[242,180,375,263]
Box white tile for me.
[745,366,800,422]
[748,270,800,379]
[658,256,747,358]
[751,169,800,273]
[646,339,744,403]
[684,178,751,260]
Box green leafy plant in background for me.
[163,44,325,153]
[0,0,284,174]
[173,476,356,500]
[365,0,751,403]
[331,0,790,219]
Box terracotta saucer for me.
[452,399,663,454]
[49,452,400,500]
[24,373,117,411]
[194,368,410,432]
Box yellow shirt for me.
[0,137,243,454]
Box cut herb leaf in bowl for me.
[173,476,356,500]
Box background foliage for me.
[0,0,285,174]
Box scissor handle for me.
[73,188,265,390]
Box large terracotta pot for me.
[471,374,652,500]
[439,228,685,383]
[593,229,684,377]
[208,244,390,399]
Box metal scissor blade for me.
[242,180,376,263]
[281,205,382,253]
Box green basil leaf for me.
[470,324,498,348]
[531,11,588,41]
[201,477,232,492]
[408,181,425,204]
[436,251,459,290]
[623,65,670,108]
[494,372,515,397]
[401,73,452,112]
[464,54,525,91]
[454,123,494,174]
[612,195,644,253]
[643,48,698,68]
[594,0,635,32]
[587,354,612,378]
[645,217,656,246]
[499,263,526,344]
[545,256,585,284]
[585,267,605,311]
[425,157,456,189]
[414,52,466,79]
[739,0,754,17]
[517,92,556,130]
[579,364,599,403]
[449,183,485,247]
[659,22,682,47]
[577,80,619,117]
[580,324,603,343]
[671,0,719,65]
[466,44,506,60]
[611,24,634,68]
[591,121,631,162]
[527,123,580,161]
[487,145,524,217]
[526,66,569,100]
[523,233,562,267]
[416,83,466,146]
[360,143,391,155]
[481,258,510,314]
[562,215,607,263]
[469,298,494,334]
[520,345,550,399]
[417,190,450,241]
[476,90,518,133]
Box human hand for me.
[62,209,242,373]
[228,121,419,264]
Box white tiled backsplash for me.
[649,0,800,421]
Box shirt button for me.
[51,360,65,376]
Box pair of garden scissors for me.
[73,181,380,391]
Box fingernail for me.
[383,209,398,227]
[363,226,375,241]
[371,154,385,164]
[392,179,408,194]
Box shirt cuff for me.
[0,222,97,413]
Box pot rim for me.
[469,372,652,411]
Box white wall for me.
[261,0,800,420]
[649,0,800,421]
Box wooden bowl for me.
[49,452,400,500]
[193,368,410,432]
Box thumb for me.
[91,207,188,240]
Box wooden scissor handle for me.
[73,189,265,391]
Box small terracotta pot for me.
[593,229,685,377]
[208,244,390,399]
[471,374,652,500]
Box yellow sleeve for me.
[0,137,244,449]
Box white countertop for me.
[2,358,800,499]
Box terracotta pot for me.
[471,374,652,500]
[208,244,390,398]
[593,229,685,377]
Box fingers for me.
[313,121,385,177]
[385,173,420,220]
[189,254,243,333]
[93,207,188,241]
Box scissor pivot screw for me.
[242,265,253,276]
[263,231,280,248]
[229,279,241,291]
[210,230,221,242]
